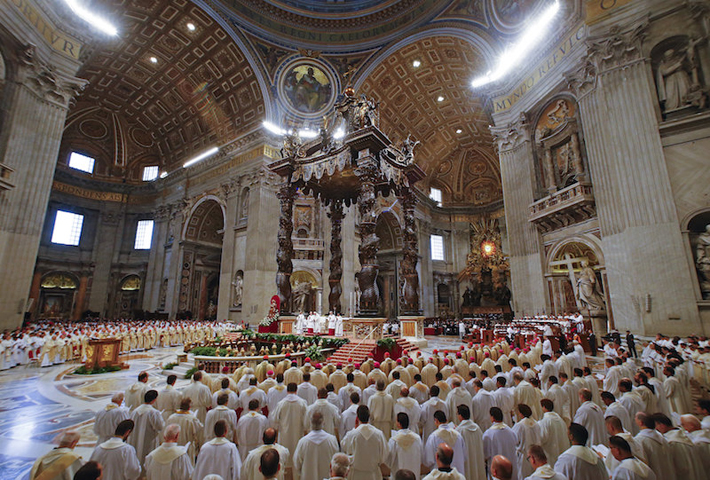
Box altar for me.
[84,338,126,370]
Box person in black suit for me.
[626,330,637,358]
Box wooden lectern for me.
[85,338,125,370]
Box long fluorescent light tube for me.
[471,1,560,88]
[183,147,219,168]
[63,0,118,36]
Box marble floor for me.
[0,336,600,480]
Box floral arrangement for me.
[260,306,280,326]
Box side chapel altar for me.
[268,87,425,338]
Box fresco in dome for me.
[281,62,333,115]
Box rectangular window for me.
[430,234,445,261]
[429,187,442,207]
[51,210,84,246]
[68,152,95,174]
[142,165,159,181]
[134,220,154,250]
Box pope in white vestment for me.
[193,436,242,480]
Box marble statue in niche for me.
[695,224,710,299]
[232,272,243,307]
[240,188,249,221]
[655,37,707,113]
[576,260,606,313]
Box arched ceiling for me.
[360,36,501,206]
[62,0,265,180]
[185,200,225,245]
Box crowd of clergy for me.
[0,319,229,370]
[27,330,710,480]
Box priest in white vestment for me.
[341,405,388,480]
[240,428,290,480]
[124,371,148,411]
[574,389,608,446]
[369,379,395,439]
[603,359,623,398]
[445,380,472,426]
[633,412,676,480]
[538,398,570,466]
[454,404,486,480]
[680,414,710,473]
[513,373,543,420]
[94,393,130,445]
[513,404,542,480]
[270,383,307,468]
[482,407,519,480]
[205,393,239,443]
[193,420,242,480]
[157,374,183,421]
[420,385,449,442]
[492,377,515,426]
[144,424,193,480]
[128,390,165,468]
[182,371,213,423]
[236,399,270,461]
[394,387,421,434]
[341,391,361,437]
[654,413,703,480]
[293,411,340,480]
[602,391,633,433]
[306,388,341,437]
[422,443,465,480]
[424,410,466,475]
[166,398,204,461]
[30,431,84,480]
[241,377,268,411]
[297,373,318,405]
[388,412,423,480]
[554,423,608,480]
[472,380,494,432]
[607,435,656,480]
[212,377,240,410]
[524,445,568,480]
[90,419,141,480]
[603,416,646,474]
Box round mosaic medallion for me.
[278,59,336,118]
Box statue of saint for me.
[696,225,710,298]
[576,260,606,312]
[656,48,692,111]
[292,280,312,313]
[232,274,243,307]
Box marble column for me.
[327,200,344,314]
[566,25,701,334]
[355,155,380,316]
[491,115,548,316]
[164,199,189,317]
[399,187,421,315]
[88,210,123,313]
[73,273,89,321]
[0,51,84,330]
[217,179,238,322]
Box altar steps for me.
[326,339,378,365]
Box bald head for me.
[435,443,455,468]
[330,453,350,478]
[491,455,513,480]
[57,431,80,448]
[111,392,124,405]
[680,414,702,433]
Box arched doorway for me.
[375,210,403,319]
[180,198,225,320]
[546,238,612,325]
[113,274,142,318]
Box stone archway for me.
[545,237,612,327]
[179,198,225,320]
[375,211,403,319]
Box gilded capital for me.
[490,113,531,152]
